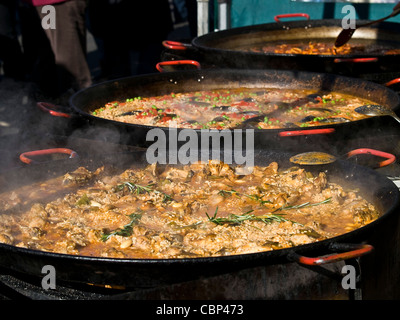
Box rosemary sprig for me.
[206,207,294,226]
[205,197,331,227]
[274,197,332,212]
[115,181,173,202]
[116,182,154,194]
[100,212,142,241]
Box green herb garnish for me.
[274,197,332,212]
[115,182,173,202]
[205,207,295,226]
[101,212,142,241]
[76,194,90,206]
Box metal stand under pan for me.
[0,262,351,300]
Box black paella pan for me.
[0,148,398,290]
[163,16,400,82]
[37,68,400,151]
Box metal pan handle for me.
[162,40,192,51]
[156,60,202,73]
[278,128,335,137]
[37,102,72,119]
[274,13,310,23]
[290,243,374,266]
[20,148,78,165]
[346,148,396,168]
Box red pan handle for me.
[37,102,71,118]
[292,243,373,266]
[20,148,78,165]
[274,13,310,23]
[278,128,335,137]
[384,78,400,87]
[156,60,201,73]
[333,57,378,63]
[162,40,191,51]
[346,148,396,168]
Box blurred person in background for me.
[22,0,92,99]
[87,0,173,80]
[0,0,25,80]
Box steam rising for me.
[0,79,39,170]
[0,77,141,172]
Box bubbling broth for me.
[0,160,379,259]
[91,87,377,130]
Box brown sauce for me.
[0,161,379,259]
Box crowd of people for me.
[0,0,197,102]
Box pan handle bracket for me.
[162,40,191,51]
[37,102,72,119]
[274,13,310,23]
[288,243,372,300]
[385,78,400,87]
[290,243,373,266]
[156,60,201,72]
[346,148,396,168]
[278,128,335,137]
[20,148,79,165]
[333,58,378,64]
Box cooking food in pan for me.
[91,87,376,129]
[0,159,379,259]
[246,41,400,56]
[177,20,400,80]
